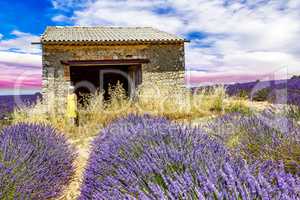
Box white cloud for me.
[0,30,41,54]
[51,0,88,10]
[73,0,184,33]
[51,0,300,82]
[0,33,3,40]
[222,51,300,74]
[0,31,42,88]
[0,51,41,68]
[0,51,42,88]
[51,0,93,11]
[52,14,69,22]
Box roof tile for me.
[41,26,186,44]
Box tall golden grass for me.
[12,84,251,139]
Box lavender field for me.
[0,86,299,199]
[0,93,40,119]
[80,114,299,199]
[226,77,300,106]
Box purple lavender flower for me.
[0,94,41,119]
[206,111,300,176]
[0,123,76,199]
[79,115,299,199]
[225,77,300,107]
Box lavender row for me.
[0,123,76,199]
[226,77,300,106]
[206,110,300,176]
[80,115,299,199]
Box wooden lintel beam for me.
[61,59,150,66]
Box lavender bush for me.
[80,115,299,199]
[0,123,76,199]
[206,111,300,175]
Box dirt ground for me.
[59,136,94,200]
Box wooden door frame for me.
[62,59,147,84]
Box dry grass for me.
[12,84,239,139]
[11,84,268,140]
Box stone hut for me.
[39,26,188,103]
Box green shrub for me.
[252,88,271,101]
[237,90,249,98]
[224,100,252,115]
[209,86,226,112]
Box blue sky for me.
[1,0,60,38]
[0,0,300,92]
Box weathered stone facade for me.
[42,43,185,104]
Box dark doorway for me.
[70,65,141,102]
[100,69,129,100]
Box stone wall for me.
[42,43,185,104]
[142,71,185,89]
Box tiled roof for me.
[41,26,186,44]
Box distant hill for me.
[193,77,300,106]
[0,93,41,119]
[226,77,300,106]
